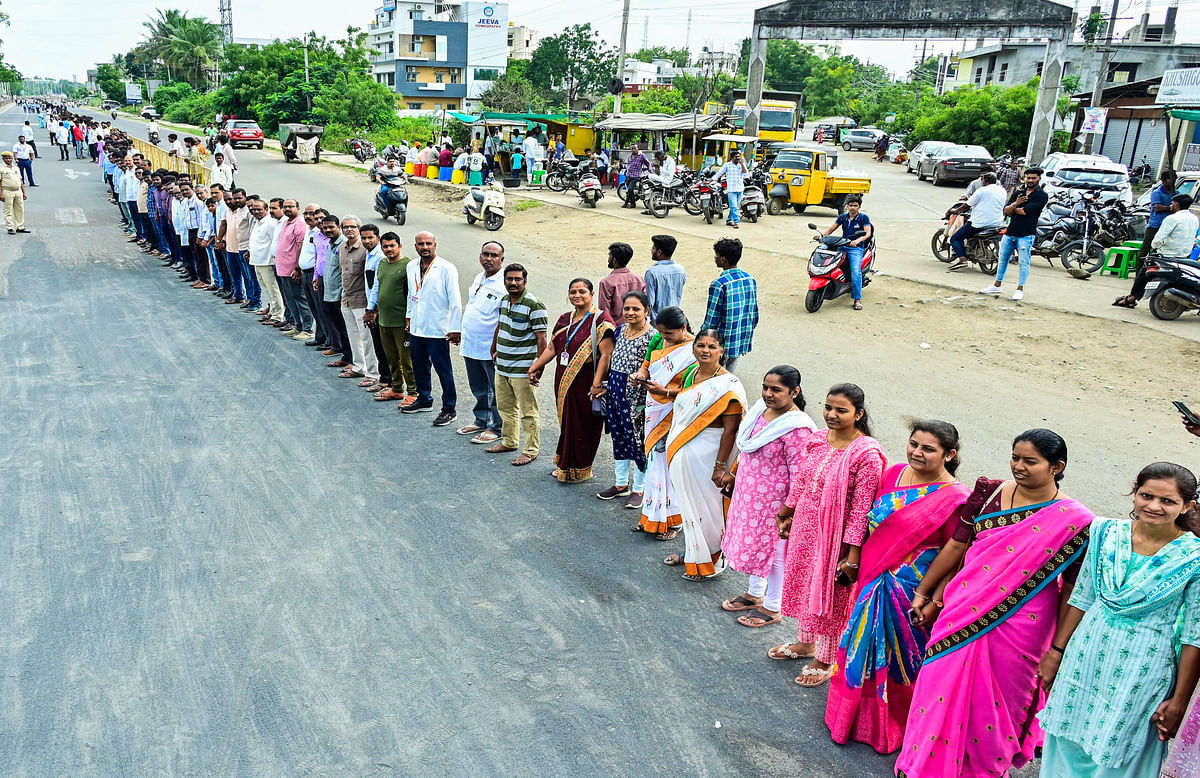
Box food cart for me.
[279,124,324,163]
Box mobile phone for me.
[835,570,853,587]
[1174,401,1200,426]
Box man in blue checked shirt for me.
[701,237,758,373]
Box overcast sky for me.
[8,0,1196,84]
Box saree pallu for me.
[1163,690,1200,778]
[551,309,615,483]
[826,470,970,754]
[665,372,746,576]
[639,342,696,534]
[896,497,1094,778]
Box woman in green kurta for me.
[1037,462,1200,778]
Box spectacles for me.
[302,211,316,215]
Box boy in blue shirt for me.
[813,195,873,309]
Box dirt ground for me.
[425,185,1200,519]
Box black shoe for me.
[400,402,434,414]
[6,229,14,235]
[15,228,29,233]
[304,338,320,346]
[432,411,457,427]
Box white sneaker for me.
[979,285,1002,295]
[1012,290,1024,301]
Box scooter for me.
[148,130,161,146]
[739,168,771,223]
[1142,255,1200,320]
[373,174,409,225]
[463,180,505,231]
[576,171,604,208]
[804,222,876,313]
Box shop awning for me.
[1170,109,1200,122]
[593,113,726,132]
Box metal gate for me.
[1099,117,1167,171]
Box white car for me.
[1039,152,1132,206]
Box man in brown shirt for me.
[597,241,646,321]
[337,215,379,384]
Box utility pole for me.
[303,33,312,113]
[685,10,692,54]
[1085,0,1120,154]
[642,17,649,50]
[915,39,928,111]
[614,0,631,114]
[218,0,233,45]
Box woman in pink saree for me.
[895,429,1095,778]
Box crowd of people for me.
[69,105,1200,778]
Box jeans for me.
[845,245,865,300]
[238,252,260,306]
[302,269,325,343]
[16,158,34,185]
[206,246,224,287]
[464,357,501,431]
[950,223,982,260]
[116,200,132,229]
[74,139,85,158]
[623,175,642,207]
[615,458,646,492]
[225,250,249,301]
[995,234,1034,286]
[410,335,456,412]
[727,190,743,224]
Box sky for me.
[7,0,1198,84]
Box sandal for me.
[630,522,646,533]
[511,453,537,466]
[654,528,679,541]
[1112,296,1137,308]
[721,595,762,612]
[737,608,783,628]
[853,300,864,310]
[663,553,685,567]
[768,643,814,661]
[795,663,837,688]
[357,378,376,387]
[485,443,518,454]
[683,568,724,581]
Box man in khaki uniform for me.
[0,150,28,234]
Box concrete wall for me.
[945,42,1200,91]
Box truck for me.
[764,146,871,215]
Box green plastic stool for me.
[1123,240,1143,249]
[1101,246,1139,279]
[530,169,546,186]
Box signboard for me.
[124,82,143,104]
[1183,143,1200,172]
[382,0,395,9]
[1080,107,1107,134]
[475,5,500,27]
[1161,68,1200,106]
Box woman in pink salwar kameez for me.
[770,383,887,688]
[720,366,817,628]
[895,429,1095,778]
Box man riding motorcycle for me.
[643,151,679,214]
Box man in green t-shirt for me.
[363,232,417,404]
[485,263,548,465]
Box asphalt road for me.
[0,108,913,776]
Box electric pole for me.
[685,10,692,54]
[642,17,649,50]
[614,0,631,114]
[1085,0,1120,154]
[303,33,312,113]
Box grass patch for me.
[512,199,542,212]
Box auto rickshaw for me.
[765,146,872,215]
[279,124,324,163]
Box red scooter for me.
[804,222,876,313]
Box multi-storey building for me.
[507,24,539,60]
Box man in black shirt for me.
[979,167,1048,302]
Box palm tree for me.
[141,9,222,88]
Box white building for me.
[507,24,539,60]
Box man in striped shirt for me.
[486,263,548,466]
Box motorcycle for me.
[373,174,409,225]
[738,167,771,224]
[617,175,655,208]
[148,130,161,146]
[463,180,505,231]
[545,158,584,193]
[576,171,604,208]
[646,173,690,218]
[804,222,876,313]
[930,205,1001,274]
[697,177,726,225]
[347,133,377,162]
[1142,255,1200,320]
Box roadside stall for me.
[592,112,728,172]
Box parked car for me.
[1039,152,1132,206]
[1136,171,1200,211]
[841,128,884,151]
[906,140,954,174]
[223,120,265,149]
[916,144,995,185]
[812,123,836,141]
[140,105,160,120]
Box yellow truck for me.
[765,146,871,215]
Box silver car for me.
[906,141,953,174]
[841,129,883,151]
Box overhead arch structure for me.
[745,0,1076,161]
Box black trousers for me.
[624,175,642,207]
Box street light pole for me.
[1085,0,1120,154]
[304,33,312,114]
[614,0,631,114]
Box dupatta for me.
[1091,517,1200,619]
[643,341,697,455]
[735,399,817,453]
[925,497,1094,663]
[553,307,615,423]
[666,372,747,466]
[857,478,972,585]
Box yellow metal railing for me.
[131,138,210,185]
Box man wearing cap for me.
[0,150,29,234]
[13,135,36,187]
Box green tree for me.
[597,86,688,115]
[632,46,690,68]
[909,81,1037,156]
[526,23,617,106]
[96,63,126,102]
[673,70,735,111]
[0,0,19,90]
[480,69,548,113]
[140,10,223,88]
[150,81,195,114]
[803,55,856,116]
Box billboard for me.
[1161,68,1200,106]
[124,82,143,104]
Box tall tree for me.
[480,69,548,113]
[632,46,690,68]
[96,63,126,102]
[526,24,617,106]
[140,9,223,88]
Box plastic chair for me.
[468,171,483,187]
[1101,246,1139,279]
[404,162,414,175]
[1122,240,1143,250]
[440,167,452,182]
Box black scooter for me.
[1142,255,1200,320]
[373,175,408,225]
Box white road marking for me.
[55,208,88,225]
[64,168,91,180]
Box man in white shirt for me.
[54,123,71,161]
[456,241,506,443]
[167,134,185,158]
[402,231,462,427]
[1151,194,1199,258]
[214,134,238,172]
[405,144,419,168]
[146,119,159,139]
[248,198,287,325]
[948,171,1007,272]
[522,133,541,179]
[12,136,36,186]
[209,152,235,189]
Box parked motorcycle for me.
[347,132,377,162]
[930,205,1001,274]
[545,158,584,193]
[804,223,877,312]
[739,167,771,224]
[697,177,726,224]
[463,180,505,231]
[646,174,690,218]
[1142,255,1200,320]
[616,174,655,207]
[373,173,409,225]
[576,171,604,208]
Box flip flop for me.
[653,528,679,541]
[768,644,813,661]
[737,608,783,628]
[511,454,537,466]
[721,595,762,612]
[663,553,685,567]
[795,663,837,688]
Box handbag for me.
[589,312,607,419]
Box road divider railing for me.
[132,138,209,185]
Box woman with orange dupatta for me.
[632,306,696,541]
[896,429,1094,778]
[660,329,747,581]
[825,420,971,754]
[528,278,615,483]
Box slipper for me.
[630,522,647,533]
[485,443,518,454]
[375,389,404,401]
[737,608,783,628]
[721,595,762,612]
[683,568,724,581]
[1067,267,1092,279]
[511,454,537,466]
[1112,296,1137,308]
[768,644,813,661]
[357,378,376,387]
[853,300,863,310]
[663,553,685,567]
[471,431,500,444]
[654,528,679,541]
[795,664,837,688]
[456,423,485,435]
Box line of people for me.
[87,129,1200,778]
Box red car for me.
[223,120,264,149]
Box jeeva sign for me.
[475,6,500,27]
